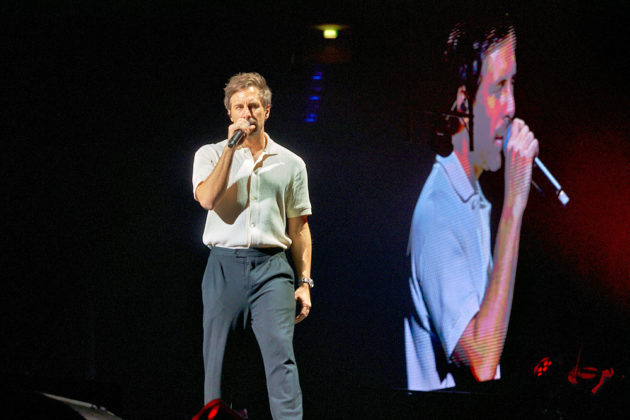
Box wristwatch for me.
[299,277,314,288]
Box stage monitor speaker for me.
[0,389,122,420]
[43,393,123,419]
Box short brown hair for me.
[223,72,272,111]
[444,19,516,102]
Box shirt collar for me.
[436,153,481,203]
[263,133,274,153]
[235,133,276,157]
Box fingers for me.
[504,118,538,208]
[526,138,539,158]
[294,288,312,324]
[295,304,311,324]
[518,129,537,160]
[228,118,252,140]
[507,118,537,158]
[235,117,251,131]
[507,118,526,152]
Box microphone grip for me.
[228,129,245,148]
[227,121,251,148]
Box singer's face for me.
[228,86,270,133]
[472,36,516,174]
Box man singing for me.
[193,72,313,419]
[404,19,539,390]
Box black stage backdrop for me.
[3,1,629,418]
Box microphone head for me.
[503,124,512,153]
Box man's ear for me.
[264,105,271,120]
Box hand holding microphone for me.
[504,119,570,206]
[227,119,253,148]
[502,119,539,211]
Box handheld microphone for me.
[505,125,570,206]
[227,122,251,148]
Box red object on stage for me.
[192,399,248,420]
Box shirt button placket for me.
[250,167,258,244]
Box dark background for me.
[3,0,629,418]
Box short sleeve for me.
[192,145,221,199]
[286,161,312,218]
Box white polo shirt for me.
[192,135,312,249]
[405,152,498,391]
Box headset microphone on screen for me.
[426,109,471,158]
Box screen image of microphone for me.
[227,122,251,148]
[505,125,570,206]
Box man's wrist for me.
[502,198,526,220]
[299,277,314,288]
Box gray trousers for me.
[202,247,303,419]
